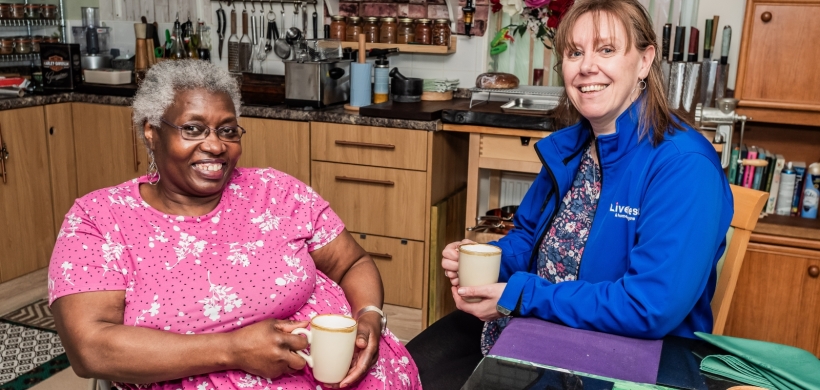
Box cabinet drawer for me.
[480,134,542,163]
[311,122,428,171]
[352,233,424,309]
[311,161,427,240]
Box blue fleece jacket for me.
[493,101,734,339]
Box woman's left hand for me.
[453,283,507,322]
[331,311,382,388]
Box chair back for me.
[711,185,768,335]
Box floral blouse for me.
[481,145,602,354]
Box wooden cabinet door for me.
[72,103,147,197]
[0,107,55,282]
[724,243,820,356]
[45,103,78,236]
[737,1,820,109]
[352,233,424,309]
[237,117,310,184]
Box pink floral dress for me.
[48,167,421,390]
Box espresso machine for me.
[71,7,112,70]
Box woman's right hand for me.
[442,239,476,287]
[230,319,311,379]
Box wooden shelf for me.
[755,214,820,241]
[339,36,457,54]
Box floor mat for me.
[0,300,69,390]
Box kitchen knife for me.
[710,15,720,58]
[720,25,731,65]
[240,6,252,72]
[703,19,713,60]
[673,26,685,61]
[217,6,226,60]
[312,3,318,40]
[228,7,240,72]
[687,27,699,62]
[662,23,671,61]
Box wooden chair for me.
[711,185,768,335]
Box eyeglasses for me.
[159,118,246,143]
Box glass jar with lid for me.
[433,19,451,47]
[14,36,32,54]
[41,4,57,19]
[10,3,24,19]
[0,38,14,55]
[363,17,380,43]
[31,35,44,52]
[24,4,40,19]
[0,4,11,19]
[397,18,415,44]
[414,18,432,45]
[329,15,347,40]
[345,16,363,42]
[379,17,397,44]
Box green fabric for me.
[696,332,820,390]
[715,226,735,279]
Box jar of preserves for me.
[24,4,40,19]
[31,35,43,52]
[345,16,362,42]
[14,36,31,54]
[41,4,57,19]
[0,4,11,19]
[10,3,24,19]
[433,19,451,47]
[0,38,14,55]
[414,18,432,45]
[363,17,380,43]
[397,18,415,44]
[379,17,397,44]
[329,15,346,40]
[45,36,59,43]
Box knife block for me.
[666,61,702,123]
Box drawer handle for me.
[367,252,393,260]
[335,140,396,150]
[335,176,395,186]
[809,266,820,278]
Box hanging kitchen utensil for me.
[312,3,318,40]
[227,4,240,72]
[279,0,286,37]
[239,3,252,72]
[292,1,300,34]
[216,2,226,60]
[301,1,308,39]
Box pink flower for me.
[525,0,550,9]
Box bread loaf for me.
[475,72,520,89]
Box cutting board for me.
[359,99,470,121]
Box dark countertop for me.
[0,91,441,131]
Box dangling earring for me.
[631,78,647,102]
[147,150,160,185]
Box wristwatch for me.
[356,305,387,335]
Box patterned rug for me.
[0,299,70,390]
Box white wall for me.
[695,0,746,89]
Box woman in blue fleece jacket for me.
[406,0,734,388]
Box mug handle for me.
[290,328,314,367]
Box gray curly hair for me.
[132,60,242,143]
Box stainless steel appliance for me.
[71,7,112,70]
[695,98,751,169]
[284,59,351,108]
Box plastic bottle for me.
[775,162,796,216]
[801,163,820,219]
[373,55,389,104]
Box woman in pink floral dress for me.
[48,60,420,390]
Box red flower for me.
[490,0,503,13]
[548,0,574,27]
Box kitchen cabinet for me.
[724,241,820,357]
[237,117,310,184]
[735,0,820,126]
[0,107,55,283]
[309,122,468,333]
[72,103,148,197]
[45,103,78,236]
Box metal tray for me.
[500,98,558,115]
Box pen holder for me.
[667,61,702,123]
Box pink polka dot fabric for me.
[48,167,421,390]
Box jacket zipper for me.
[527,146,561,273]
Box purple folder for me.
[488,318,663,384]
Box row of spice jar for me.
[0,3,59,20]
[0,35,60,54]
[330,16,451,46]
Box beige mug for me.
[291,314,358,384]
[457,243,502,302]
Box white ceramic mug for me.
[291,314,358,384]
[457,243,502,302]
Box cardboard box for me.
[40,43,82,90]
[83,69,132,85]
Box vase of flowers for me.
[490,0,574,50]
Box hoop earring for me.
[147,150,160,185]
[631,79,647,103]
[638,79,647,91]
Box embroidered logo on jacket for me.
[609,202,640,221]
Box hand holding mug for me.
[291,314,358,385]
[229,319,310,379]
[441,238,476,287]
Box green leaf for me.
[515,24,527,37]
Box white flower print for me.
[228,183,247,199]
[369,358,387,383]
[134,295,161,326]
[198,271,243,321]
[546,260,557,276]
[251,209,284,233]
[236,374,272,388]
[227,240,264,267]
[166,232,207,270]
[293,192,311,203]
[60,261,75,286]
[108,194,140,209]
[148,223,169,248]
[101,232,125,275]
[58,213,82,238]
[196,381,213,390]
[47,276,55,303]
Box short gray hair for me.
[132,60,242,138]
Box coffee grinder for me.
[71,7,112,70]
